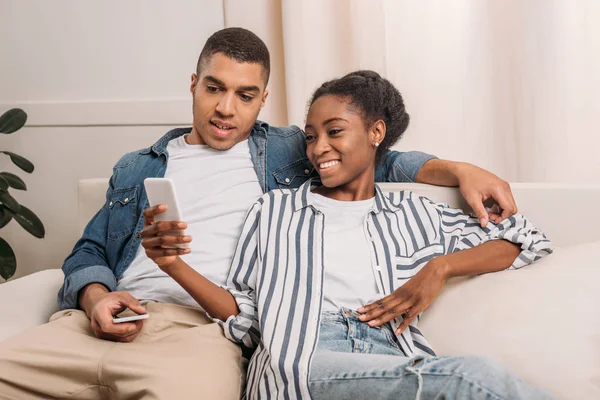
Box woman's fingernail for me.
[357,307,365,312]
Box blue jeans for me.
[308,309,552,400]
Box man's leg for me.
[102,302,246,400]
[0,309,116,400]
[309,350,552,400]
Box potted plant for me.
[0,108,45,281]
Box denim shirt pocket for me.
[272,159,314,188]
[107,187,138,241]
[394,243,444,281]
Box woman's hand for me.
[140,204,192,271]
[358,259,448,334]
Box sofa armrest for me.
[0,269,64,342]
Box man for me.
[0,28,517,399]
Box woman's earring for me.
[373,142,380,147]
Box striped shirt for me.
[218,180,553,399]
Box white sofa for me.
[1,179,600,399]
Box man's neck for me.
[186,127,205,145]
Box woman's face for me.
[304,95,383,189]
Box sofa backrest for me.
[78,179,600,247]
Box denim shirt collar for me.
[141,121,271,191]
[140,127,192,157]
[142,121,270,156]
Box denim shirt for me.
[58,121,436,309]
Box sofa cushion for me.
[0,269,63,342]
[419,240,600,399]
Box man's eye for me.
[206,86,219,93]
[240,94,254,102]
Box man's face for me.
[189,53,269,150]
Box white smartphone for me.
[112,308,150,324]
[143,178,189,249]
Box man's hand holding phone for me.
[140,205,192,271]
[142,178,193,272]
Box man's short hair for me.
[196,27,271,86]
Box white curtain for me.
[225,0,599,183]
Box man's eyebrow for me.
[203,76,260,93]
[238,85,261,93]
[204,75,226,86]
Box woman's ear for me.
[370,119,386,147]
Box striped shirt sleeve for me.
[431,199,553,269]
[211,200,263,350]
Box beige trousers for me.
[0,302,246,399]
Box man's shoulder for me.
[113,127,190,169]
[113,148,148,169]
[257,120,304,138]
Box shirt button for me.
[285,178,290,183]
[375,265,382,271]
[109,201,113,207]
[258,151,263,156]
[304,169,310,175]
[124,197,129,203]
[135,233,141,239]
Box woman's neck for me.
[313,177,375,202]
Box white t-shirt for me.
[117,135,263,308]
[310,191,381,312]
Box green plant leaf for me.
[0,176,8,191]
[0,237,16,280]
[0,190,20,213]
[0,172,26,190]
[0,152,34,173]
[0,206,12,229]
[0,109,27,134]
[7,204,45,238]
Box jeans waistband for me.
[321,307,366,322]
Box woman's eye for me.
[329,129,342,135]
[305,135,315,142]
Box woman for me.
[151,71,553,399]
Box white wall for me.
[3,0,599,280]
[0,1,227,279]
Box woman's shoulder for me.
[381,189,445,211]
[254,186,305,209]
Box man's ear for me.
[261,89,269,109]
[190,74,198,94]
[371,119,386,145]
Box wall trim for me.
[1,99,192,127]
